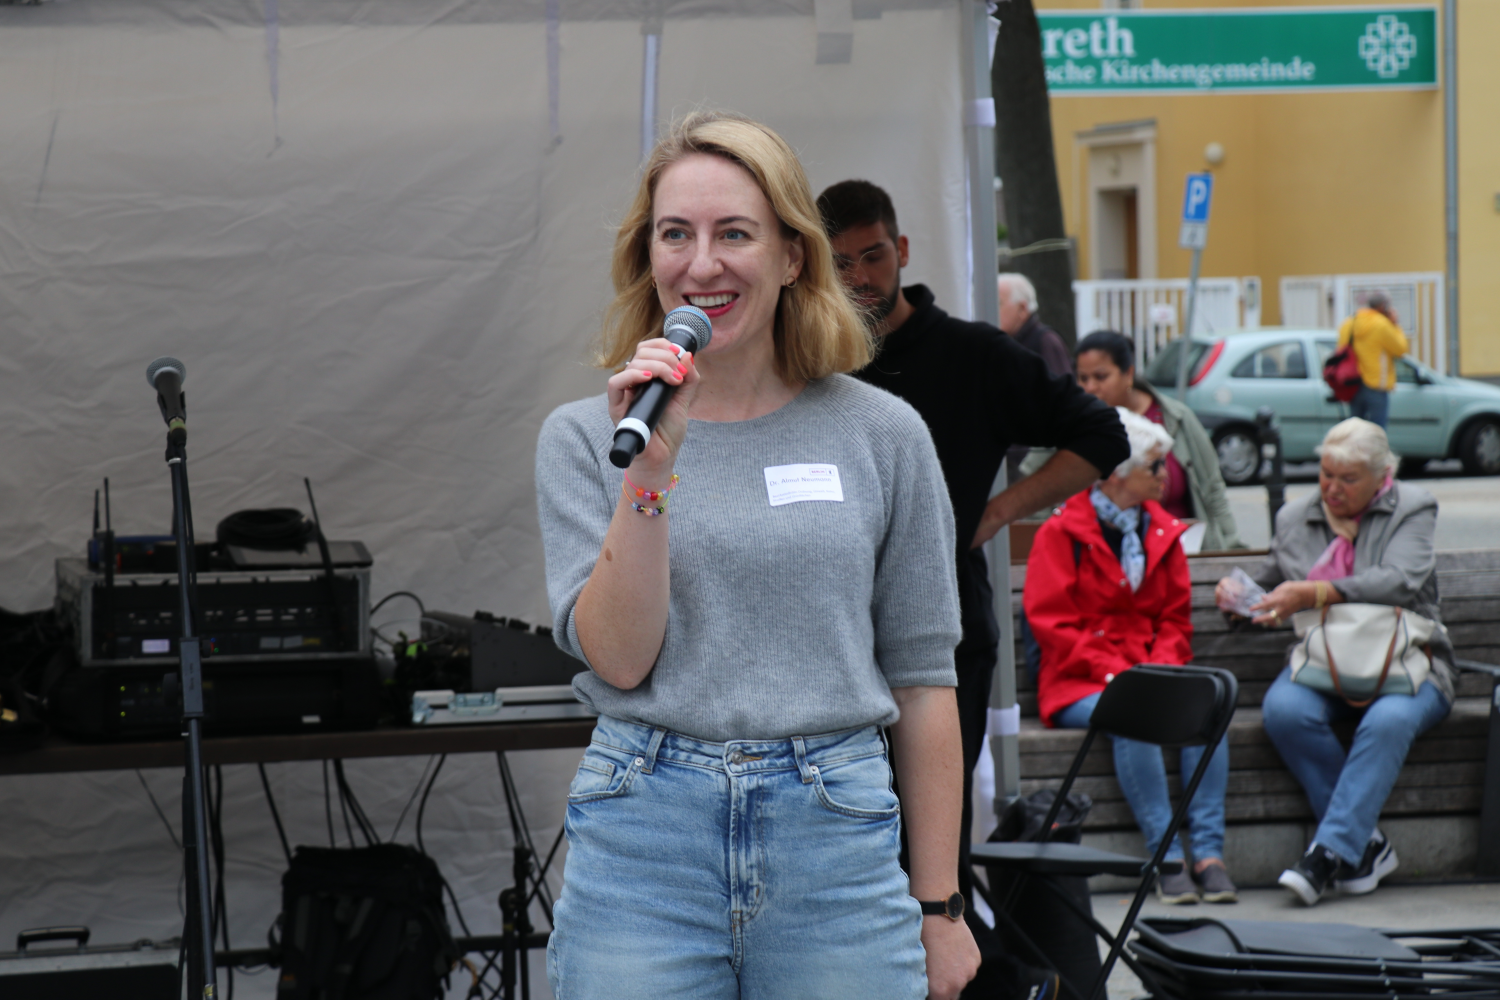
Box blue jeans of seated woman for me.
[1055,692,1229,862]
[547,715,927,1000]
[1262,666,1450,866]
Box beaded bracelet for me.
[624,473,678,503]
[630,499,669,516]
[624,473,679,516]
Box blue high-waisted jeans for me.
[547,715,927,1000]
[1262,666,1451,865]
[1055,692,1229,863]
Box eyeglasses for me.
[1147,458,1167,475]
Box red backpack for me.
[1323,336,1363,403]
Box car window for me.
[1143,340,1209,386]
[1229,341,1307,379]
[1396,360,1420,384]
[1315,340,1338,367]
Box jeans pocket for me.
[567,749,638,802]
[811,752,901,820]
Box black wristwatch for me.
[917,892,965,921]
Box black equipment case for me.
[49,557,380,738]
[0,928,179,999]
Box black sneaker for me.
[1278,843,1343,906]
[1334,830,1399,895]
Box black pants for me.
[955,635,997,902]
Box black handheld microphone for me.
[609,306,713,469]
[146,356,188,444]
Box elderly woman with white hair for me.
[1026,408,1237,905]
[1221,418,1453,906]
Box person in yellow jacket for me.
[1336,292,1409,428]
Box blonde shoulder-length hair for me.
[597,111,872,382]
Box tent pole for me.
[962,0,1019,818]
[1443,0,1459,375]
[640,8,663,163]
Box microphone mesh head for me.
[146,356,186,388]
[662,306,712,353]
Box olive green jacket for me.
[1021,380,1245,551]
[1138,379,1246,552]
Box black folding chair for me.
[971,664,1239,1000]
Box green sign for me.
[1038,6,1437,94]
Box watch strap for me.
[917,892,965,920]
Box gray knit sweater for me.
[535,375,961,742]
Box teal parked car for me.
[1143,330,1500,485]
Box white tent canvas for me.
[0,1,978,995]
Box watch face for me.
[945,892,965,920]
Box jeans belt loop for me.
[792,735,814,783]
[641,726,667,774]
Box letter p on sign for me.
[1182,173,1213,223]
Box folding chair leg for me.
[1479,680,1500,877]
[1088,724,1231,1000]
[1031,874,1163,997]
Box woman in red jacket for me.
[1025,407,1236,905]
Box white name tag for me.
[764,464,844,507]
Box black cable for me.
[371,590,426,616]
[135,770,183,851]
[389,755,436,842]
[333,760,378,846]
[414,753,447,859]
[256,764,293,866]
[322,761,335,848]
[410,753,481,956]
[497,752,555,924]
[334,760,357,848]
[208,766,234,1000]
[526,826,567,914]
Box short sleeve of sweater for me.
[862,400,962,689]
[535,397,613,667]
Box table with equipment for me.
[0,718,595,1000]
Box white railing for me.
[1074,277,1263,367]
[1277,272,1447,372]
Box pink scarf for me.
[1306,472,1394,582]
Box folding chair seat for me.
[972,664,1238,1000]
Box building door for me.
[1096,188,1139,279]
[1077,121,1157,281]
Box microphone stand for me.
[163,428,219,1000]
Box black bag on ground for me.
[981,790,1103,998]
[271,843,461,1000]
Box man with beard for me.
[817,179,1126,995]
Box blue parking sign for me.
[1182,173,1213,223]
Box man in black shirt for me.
[817,180,1128,908]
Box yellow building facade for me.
[1038,0,1498,375]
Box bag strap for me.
[1320,605,1403,708]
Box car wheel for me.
[1459,418,1500,477]
[1214,427,1262,486]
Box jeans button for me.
[728,750,743,764]
[635,757,645,767]
[809,764,819,774]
